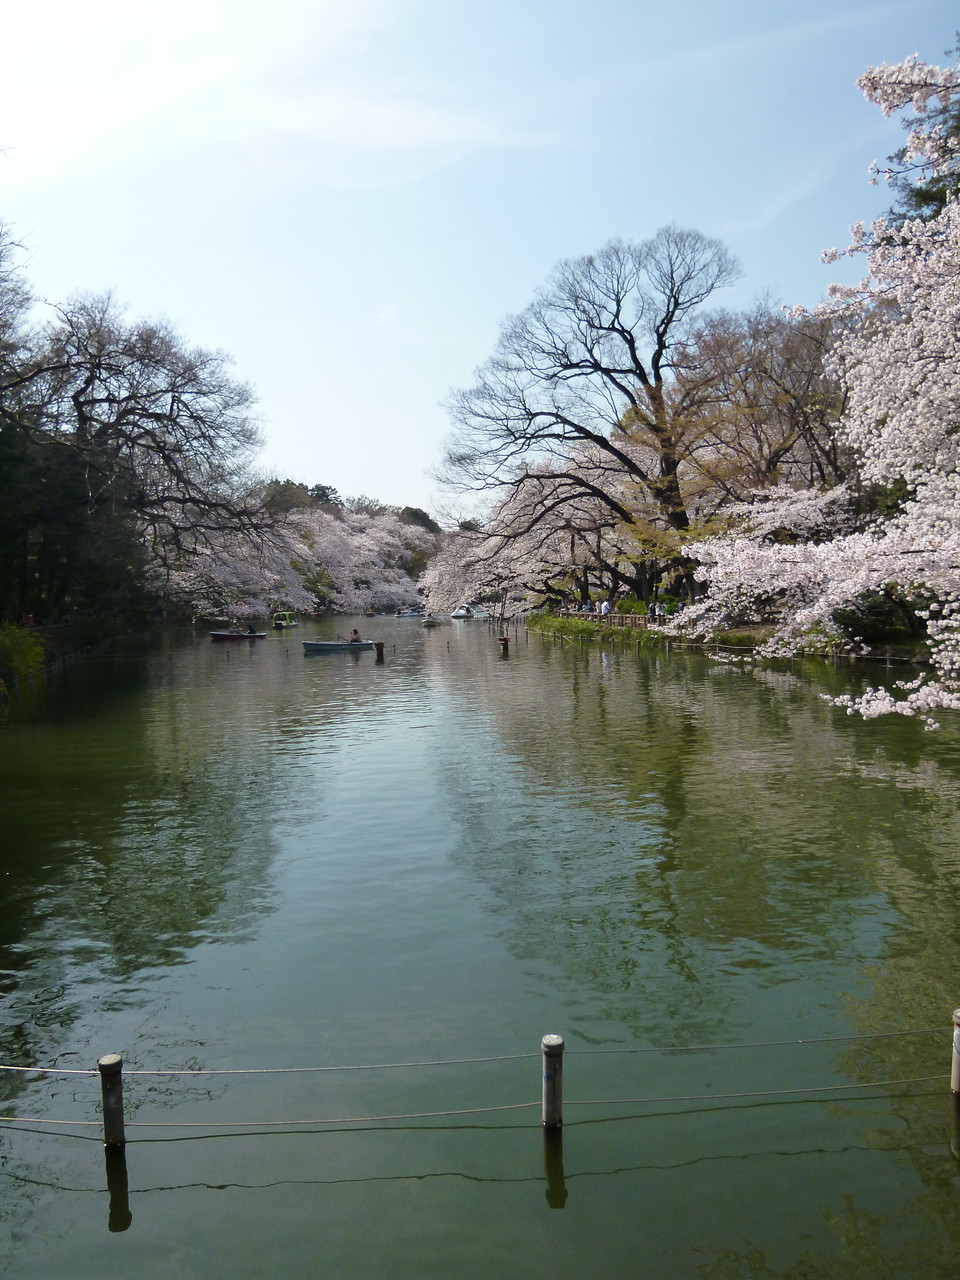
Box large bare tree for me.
[441,227,741,542]
[0,225,270,619]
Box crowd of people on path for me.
[563,596,672,621]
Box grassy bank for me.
[525,613,669,647]
[524,614,928,663]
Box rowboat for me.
[210,631,267,641]
[302,639,374,653]
[421,615,442,628]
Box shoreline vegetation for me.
[0,623,45,704]
[0,611,930,713]
[524,612,930,666]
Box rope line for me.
[0,1028,946,1079]
[126,1101,541,1127]
[123,1051,540,1077]
[0,1067,98,1076]
[0,1117,100,1127]
[0,1076,945,1132]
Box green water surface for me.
[2,619,960,1278]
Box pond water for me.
[2,618,960,1278]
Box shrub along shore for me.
[524,612,929,665]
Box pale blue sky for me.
[2,0,956,513]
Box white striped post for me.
[98,1053,125,1148]
[541,1034,564,1127]
[952,1009,960,1094]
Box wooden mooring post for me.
[498,636,509,657]
[98,1053,125,1148]
[541,1034,564,1127]
[374,641,384,664]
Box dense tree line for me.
[0,233,441,628]
[431,253,850,614]
[430,43,960,722]
[170,491,439,619]
[0,230,265,624]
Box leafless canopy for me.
[441,227,741,537]
[1,284,266,563]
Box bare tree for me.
[2,291,265,564]
[675,305,849,509]
[441,227,741,543]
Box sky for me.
[2,0,957,516]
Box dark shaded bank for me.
[0,619,182,705]
[0,624,45,701]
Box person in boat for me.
[349,629,362,644]
[247,625,257,634]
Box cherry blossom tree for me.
[677,49,960,725]
[439,237,852,612]
[859,52,960,219]
[161,523,316,620]
[293,507,436,614]
[162,502,438,620]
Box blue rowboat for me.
[302,639,374,653]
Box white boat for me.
[421,614,442,628]
[450,606,474,618]
[302,639,374,653]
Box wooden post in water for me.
[951,1008,960,1093]
[98,1054,125,1148]
[541,1034,564,1127]
[498,636,509,657]
[374,641,384,664]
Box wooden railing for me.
[559,610,655,629]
